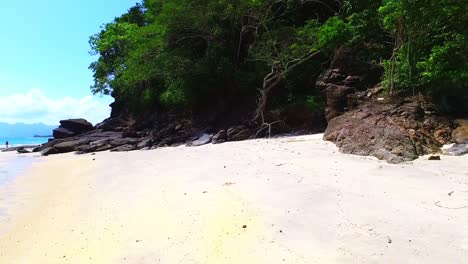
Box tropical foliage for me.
[90,0,467,118]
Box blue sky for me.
[0,0,138,125]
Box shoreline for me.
[0,134,467,263]
[0,152,38,186]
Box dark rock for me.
[96,144,113,152]
[452,119,468,144]
[54,140,89,153]
[110,138,141,147]
[428,156,441,160]
[174,124,183,132]
[17,147,31,154]
[212,130,227,144]
[316,48,384,122]
[324,84,355,121]
[32,146,42,152]
[153,124,176,141]
[41,147,59,156]
[137,138,153,149]
[52,119,94,139]
[157,135,189,147]
[122,130,145,138]
[75,144,98,154]
[95,118,126,132]
[53,127,76,139]
[189,133,213,146]
[110,144,138,152]
[59,119,93,134]
[90,139,112,148]
[227,126,251,141]
[343,75,362,86]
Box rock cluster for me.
[318,49,461,163]
[34,118,254,156]
[316,48,384,122]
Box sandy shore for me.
[0,134,467,263]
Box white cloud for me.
[0,89,112,125]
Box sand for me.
[0,134,467,263]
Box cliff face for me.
[314,49,462,162]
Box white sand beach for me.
[0,134,467,263]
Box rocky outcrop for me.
[53,119,93,139]
[316,49,465,163]
[316,48,384,122]
[32,115,259,156]
[324,98,454,163]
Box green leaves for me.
[378,0,467,95]
[418,34,468,90]
[318,17,349,52]
[88,0,467,116]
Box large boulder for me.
[41,147,59,156]
[60,119,93,134]
[52,118,94,139]
[53,127,76,139]
[324,99,453,163]
[452,119,468,144]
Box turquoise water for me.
[0,137,50,147]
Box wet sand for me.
[0,134,467,263]
[0,153,36,186]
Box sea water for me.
[0,137,50,147]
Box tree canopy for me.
[90,0,467,118]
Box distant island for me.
[0,122,55,138]
[33,135,53,138]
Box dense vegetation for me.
[90,0,467,125]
